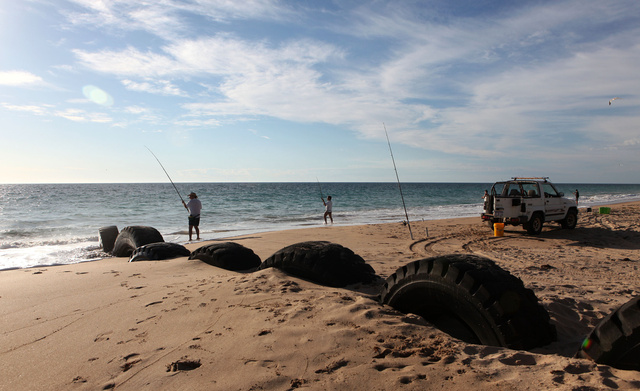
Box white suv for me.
[482,177,578,235]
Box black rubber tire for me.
[525,213,544,235]
[561,209,578,229]
[112,226,164,257]
[380,254,556,350]
[99,225,119,254]
[189,242,261,271]
[577,295,640,370]
[129,242,190,262]
[258,241,377,288]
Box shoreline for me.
[1,202,639,390]
[2,198,634,273]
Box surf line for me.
[145,146,186,206]
[383,123,414,240]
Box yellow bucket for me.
[494,222,504,237]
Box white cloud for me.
[30,0,640,182]
[121,78,187,96]
[73,46,179,76]
[173,118,221,127]
[123,105,150,115]
[54,108,113,123]
[0,102,49,115]
[0,70,44,86]
[65,0,295,40]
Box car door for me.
[541,182,566,220]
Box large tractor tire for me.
[380,254,556,350]
[189,242,261,271]
[577,295,640,371]
[258,241,378,288]
[99,225,119,254]
[129,242,190,262]
[112,226,164,257]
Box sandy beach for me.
[1,202,639,390]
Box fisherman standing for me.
[322,195,333,224]
[483,190,490,212]
[182,192,202,241]
[573,189,580,206]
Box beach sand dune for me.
[1,204,639,390]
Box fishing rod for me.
[316,177,324,200]
[145,146,185,205]
[383,123,414,240]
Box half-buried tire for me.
[258,241,377,288]
[112,226,164,257]
[380,254,556,350]
[99,225,119,254]
[129,242,191,262]
[189,242,261,271]
[577,295,640,371]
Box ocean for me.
[1,182,640,270]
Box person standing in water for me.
[322,195,333,224]
[573,189,580,206]
[182,192,202,240]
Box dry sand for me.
[1,202,639,390]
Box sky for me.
[1,0,639,184]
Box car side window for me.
[522,184,539,197]
[542,183,559,197]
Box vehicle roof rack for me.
[511,177,549,180]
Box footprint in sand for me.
[398,374,427,384]
[121,353,141,372]
[498,352,537,366]
[94,331,113,342]
[315,359,348,374]
[373,362,406,372]
[166,358,201,372]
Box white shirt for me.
[325,200,332,213]
[186,198,202,217]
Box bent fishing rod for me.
[384,123,414,240]
[145,146,186,205]
[316,177,324,200]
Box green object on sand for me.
[599,207,611,214]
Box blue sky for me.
[1,0,638,184]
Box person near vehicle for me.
[322,195,333,224]
[483,190,489,212]
[182,192,202,241]
[573,189,580,205]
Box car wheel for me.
[525,213,543,235]
[561,210,578,229]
